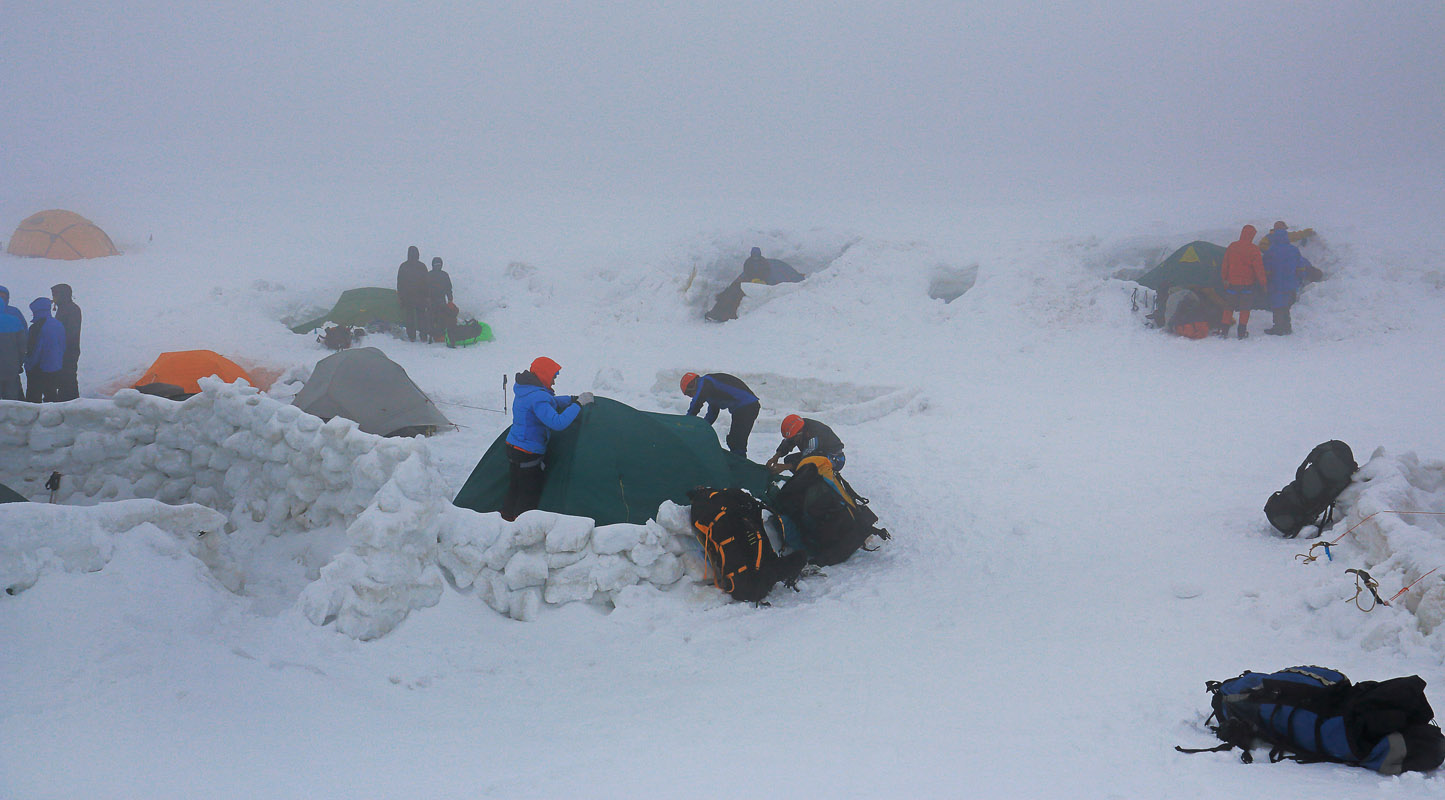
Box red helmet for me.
[530,357,561,388]
[680,372,699,394]
[781,414,804,438]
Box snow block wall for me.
[1,381,715,638]
[1324,448,1445,654]
[0,380,446,640]
[434,501,706,622]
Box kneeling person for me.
[503,356,592,520]
[767,414,844,473]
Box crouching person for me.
[502,356,593,521]
[687,487,806,604]
[766,414,845,474]
[772,456,890,566]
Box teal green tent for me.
[291,288,405,334]
[1135,241,1226,292]
[0,481,27,504]
[454,397,776,525]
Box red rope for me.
[1326,510,1445,545]
[1386,567,1442,606]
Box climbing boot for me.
[1237,324,1249,339]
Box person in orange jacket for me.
[1219,224,1267,339]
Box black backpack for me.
[1264,440,1357,537]
[687,487,806,604]
[320,325,354,351]
[771,460,890,567]
[1178,665,1445,774]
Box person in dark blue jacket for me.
[24,297,66,403]
[766,414,845,473]
[1262,221,1303,335]
[680,371,760,456]
[0,286,27,400]
[502,356,592,520]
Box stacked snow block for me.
[0,379,446,641]
[435,500,707,621]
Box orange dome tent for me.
[7,210,119,260]
[134,351,255,395]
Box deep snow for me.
[3,172,1445,798]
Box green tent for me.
[0,481,27,504]
[291,288,405,334]
[1134,241,1226,292]
[454,397,777,525]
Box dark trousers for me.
[502,445,546,521]
[402,304,425,341]
[0,374,22,401]
[25,370,61,403]
[57,352,79,400]
[725,402,760,456]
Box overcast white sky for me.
[4,1,1443,207]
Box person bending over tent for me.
[767,414,845,474]
[1262,222,1304,336]
[680,371,759,456]
[503,357,593,521]
[1219,225,1267,339]
[24,297,65,403]
[396,246,429,342]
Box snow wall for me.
[1301,448,1445,658]
[0,380,707,639]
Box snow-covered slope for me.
[3,179,1445,798]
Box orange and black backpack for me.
[686,487,806,603]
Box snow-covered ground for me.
[3,169,1445,798]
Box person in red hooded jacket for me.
[1219,224,1267,339]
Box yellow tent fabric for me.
[134,351,255,394]
[7,210,119,260]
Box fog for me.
[4,1,1443,210]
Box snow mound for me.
[1308,448,1445,654]
[1,499,228,597]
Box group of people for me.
[0,283,81,403]
[395,246,456,343]
[499,359,846,521]
[1220,222,1307,338]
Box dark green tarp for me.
[0,481,27,504]
[291,288,405,334]
[1135,241,1226,292]
[453,397,776,525]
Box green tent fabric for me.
[453,397,777,525]
[0,481,27,504]
[291,288,405,334]
[1135,241,1226,292]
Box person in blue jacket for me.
[1263,221,1304,335]
[24,296,66,403]
[502,356,592,520]
[0,286,28,400]
[680,371,760,456]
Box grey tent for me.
[0,480,26,504]
[292,347,452,437]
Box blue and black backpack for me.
[1178,666,1445,774]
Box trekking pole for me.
[503,374,508,415]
